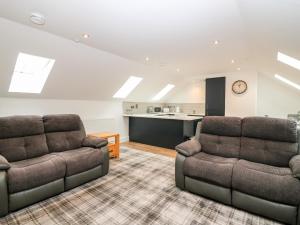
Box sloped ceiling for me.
[0,0,299,101]
[237,0,300,84]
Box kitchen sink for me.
[155,113,175,116]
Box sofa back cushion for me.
[0,115,48,162]
[199,116,242,158]
[43,114,86,152]
[241,117,298,167]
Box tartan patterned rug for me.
[0,147,281,225]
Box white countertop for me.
[123,113,203,121]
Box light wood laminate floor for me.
[122,142,176,158]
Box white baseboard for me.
[120,136,129,143]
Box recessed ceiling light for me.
[30,12,46,25]
[277,52,300,71]
[176,68,180,72]
[214,40,219,45]
[145,57,150,61]
[231,59,235,64]
[237,67,241,71]
[82,33,90,39]
[152,84,175,101]
[73,38,80,43]
[275,74,300,90]
[113,76,143,99]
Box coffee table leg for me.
[115,134,120,159]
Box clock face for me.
[232,80,247,94]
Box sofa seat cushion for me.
[183,152,238,188]
[232,160,300,206]
[53,147,103,177]
[8,155,66,194]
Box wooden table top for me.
[89,132,119,139]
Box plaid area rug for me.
[0,147,281,225]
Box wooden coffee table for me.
[88,132,120,159]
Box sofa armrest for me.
[289,155,300,178]
[0,155,10,170]
[82,136,108,149]
[175,139,201,157]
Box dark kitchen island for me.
[124,114,202,149]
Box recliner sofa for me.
[175,116,300,225]
[0,114,109,217]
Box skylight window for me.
[275,74,300,90]
[152,84,175,101]
[113,76,143,98]
[9,53,55,93]
[277,52,300,71]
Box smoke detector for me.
[30,13,46,25]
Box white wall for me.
[167,71,258,117]
[0,97,129,142]
[153,71,300,119]
[257,73,300,118]
[225,71,258,117]
[166,80,205,103]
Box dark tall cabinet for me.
[205,77,226,116]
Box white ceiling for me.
[0,0,299,100]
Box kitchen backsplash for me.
[123,102,205,115]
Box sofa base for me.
[185,177,231,205]
[0,172,8,217]
[232,190,297,225]
[65,165,103,191]
[175,153,185,189]
[9,179,64,212]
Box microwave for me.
[154,107,162,112]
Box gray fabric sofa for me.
[175,116,300,225]
[0,114,109,217]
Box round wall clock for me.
[232,80,247,94]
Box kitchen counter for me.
[123,113,203,121]
[126,113,203,149]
